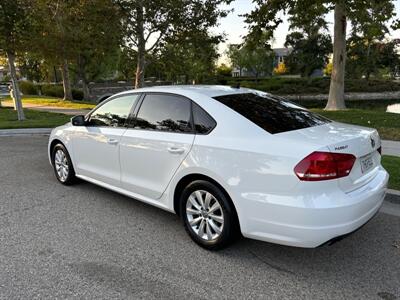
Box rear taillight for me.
[378,146,382,155]
[294,151,356,181]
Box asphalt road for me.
[1,136,399,299]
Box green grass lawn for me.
[314,109,400,141]
[1,95,96,110]
[0,107,70,129]
[382,155,400,191]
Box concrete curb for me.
[387,189,400,196]
[0,128,52,136]
[385,192,400,205]
[386,189,400,205]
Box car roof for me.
[115,85,253,98]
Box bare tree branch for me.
[146,31,164,52]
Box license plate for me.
[360,154,374,174]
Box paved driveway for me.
[0,136,399,299]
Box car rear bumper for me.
[239,167,389,248]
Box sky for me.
[214,0,400,64]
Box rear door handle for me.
[167,147,185,154]
[107,138,119,145]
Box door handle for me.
[107,138,119,145]
[167,147,185,154]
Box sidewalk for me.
[382,140,400,157]
[2,101,90,116]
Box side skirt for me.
[75,174,175,213]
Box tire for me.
[180,180,238,250]
[51,143,76,185]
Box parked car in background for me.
[48,85,388,250]
[0,84,9,97]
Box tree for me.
[346,2,398,79]
[158,29,220,84]
[0,0,32,120]
[242,44,274,80]
[32,0,78,100]
[284,0,332,77]
[117,47,137,81]
[69,0,122,99]
[216,64,233,77]
[227,44,248,77]
[116,0,232,88]
[227,43,274,79]
[347,39,400,79]
[244,0,398,110]
[379,39,400,79]
[18,52,46,82]
[324,61,333,76]
[284,32,332,77]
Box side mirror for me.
[71,115,86,126]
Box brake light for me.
[294,151,356,181]
[378,146,382,155]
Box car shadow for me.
[50,173,400,298]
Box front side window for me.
[135,94,192,133]
[213,93,330,134]
[88,94,138,127]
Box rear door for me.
[120,93,195,199]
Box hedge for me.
[19,81,39,95]
[225,77,400,95]
[18,81,84,100]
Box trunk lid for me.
[277,122,381,192]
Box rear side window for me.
[192,102,216,134]
[213,93,330,134]
[135,94,192,133]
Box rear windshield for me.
[213,93,331,134]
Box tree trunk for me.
[135,6,145,89]
[325,2,347,110]
[78,55,90,100]
[60,59,73,100]
[365,40,371,81]
[82,81,90,101]
[6,51,25,121]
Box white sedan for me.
[48,85,389,249]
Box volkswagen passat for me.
[48,86,388,249]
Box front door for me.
[72,94,139,187]
[120,93,195,199]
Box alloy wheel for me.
[54,149,69,182]
[185,190,224,241]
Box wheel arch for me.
[173,173,241,231]
[49,138,71,165]
[49,138,63,156]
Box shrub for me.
[72,89,83,100]
[19,81,39,95]
[273,63,288,75]
[41,84,64,98]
